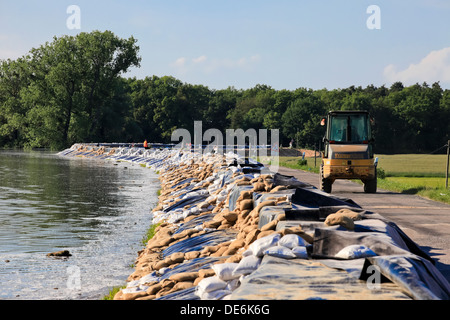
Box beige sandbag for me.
[251,200,276,218]
[211,246,228,257]
[252,182,266,192]
[202,245,219,254]
[269,185,287,193]
[222,211,238,223]
[146,283,163,295]
[169,271,199,282]
[228,239,245,250]
[225,254,242,263]
[184,251,200,260]
[324,213,355,230]
[239,199,253,211]
[257,230,277,239]
[172,281,194,291]
[198,268,215,278]
[335,208,363,221]
[167,252,185,264]
[238,190,253,201]
[245,229,260,245]
[203,220,221,229]
[154,260,169,270]
[222,247,238,256]
[260,219,278,232]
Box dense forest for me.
[1,30,449,154]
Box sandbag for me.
[291,246,308,259]
[278,234,306,249]
[335,245,377,259]
[248,233,281,257]
[196,276,228,294]
[263,245,296,259]
[212,263,240,281]
[232,255,262,277]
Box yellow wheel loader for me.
[320,110,378,193]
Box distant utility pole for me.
[446,140,450,189]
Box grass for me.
[141,222,161,246]
[259,156,320,174]
[375,154,447,177]
[267,154,450,205]
[102,285,126,300]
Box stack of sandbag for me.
[194,232,311,300]
[114,151,316,300]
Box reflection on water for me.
[0,150,159,299]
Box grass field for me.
[262,154,450,204]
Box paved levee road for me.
[277,166,450,283]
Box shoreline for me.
[59,144,450,300]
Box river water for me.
[0,150,159,300]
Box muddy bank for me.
[59,144,450,300]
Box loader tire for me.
[320,166,332,193]
[363,171,377,193]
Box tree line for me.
[1,30,449,154]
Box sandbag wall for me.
[58,144,450,300]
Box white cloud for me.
[171,57,187,68]
[192,55,207,64]
[383,47,450,85]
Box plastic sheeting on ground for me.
[162,230,238,258]
[360,255,450,300]
[230,255,411,300]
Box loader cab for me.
[320,111,377,193]
[322,111,374,158]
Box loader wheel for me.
[363,171,377,193]
[320,166,332,193]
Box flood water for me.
[0,150,159,300]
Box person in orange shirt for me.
[143,140,148,149]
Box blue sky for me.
[1,0,450,90]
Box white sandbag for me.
[232,255,262,277]
[263,245,296,259]
[278,234,306,249]
[226,278,240,291]
[212,263,240,281]
[335,245,377,259]
[241,248,253,257]
[196,276,228,294]
[200,289,232,300]
[291,246,308,259]
[248,233,281,257]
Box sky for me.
[1,0,450,91]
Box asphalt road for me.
[277,166,450,282]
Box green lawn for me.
[266,154,450,205]
[375,154,448,177]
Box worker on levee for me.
[143,139,149,149]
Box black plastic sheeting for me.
[162,229,237,259]
[163,194,208,213]
[360,255,450,300]
[312,227,412,259]
[272,173,313,189]
[291,187,361,209]
[173,213,215,235]
[230,255,410,300]
[160,256,226,281]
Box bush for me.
[377,167,386,179]
[297,159,308,166]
